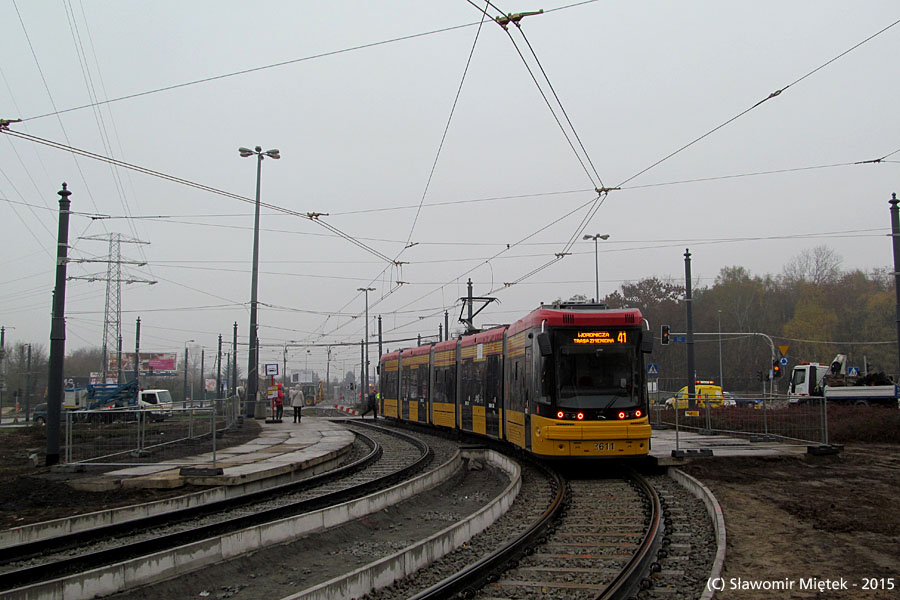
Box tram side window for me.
[416,362,429,401]
[537,354,553,405]
[485,354,501,407]
[506,358,523,413]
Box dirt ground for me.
[679,444,900,600]
[0,419,261,529]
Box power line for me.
[616,17,900,188]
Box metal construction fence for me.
[63,394,241,467]
[650,395,830,446]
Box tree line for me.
[599,247,896,395]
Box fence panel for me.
[651,396,827,446]
[64,406,225,467]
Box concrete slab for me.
[650,428,808,466]
[68,418,357,491]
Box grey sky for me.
[1,1,898,378]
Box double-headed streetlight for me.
[582,233,610,302]
[358,287,375,400]
[239,146,280,418]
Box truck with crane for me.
[788,354,899,407]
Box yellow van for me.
[664,381,724,409]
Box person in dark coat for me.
[361,386,377,419]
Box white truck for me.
[788,354,899,407]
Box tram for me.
[378,302,653,458]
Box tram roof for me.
[507,305,643,335]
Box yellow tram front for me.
[517,306,653,458]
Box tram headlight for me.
[617,411,626,419]
[576,412,584,420]
[556,411,564,419]
[635,409,642,418]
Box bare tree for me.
[782,246,842,286]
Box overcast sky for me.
[1,1,898,379]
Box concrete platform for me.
[69,418,355,491]
[649,427,811,466]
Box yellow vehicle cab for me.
[664,380,724,409]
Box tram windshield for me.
[550,329,641,410]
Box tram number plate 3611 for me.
[594,442,615,452]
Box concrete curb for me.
[0,438,353,550]
[669,468,726,600]
[281,449,521,600]
[4,448,466,600]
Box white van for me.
[138,389,174,420]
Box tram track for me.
[407,466,662,600]
[0,422,440,597]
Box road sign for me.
[778,345,789,357]
[848,366,860,376]
[673,335,686,343]
[265,363,279,376]
[779,357,788,366]
[647,363,659,376]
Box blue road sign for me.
[848,366,860,376]
[647,363,659,376]
[673,335,686,343]
[779,357,788,366]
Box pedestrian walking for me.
[361,386,377,419]
[274,383,284,421]
[290,386,305,423]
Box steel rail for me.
[595,469,664,600]
[0,424,430,592]
[409,455,567,600]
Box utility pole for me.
[200,348,205,405]
[325,346,332,403]
[444,311,449,341]
[684,249,696,408]
[232,322,238,399]
[359,340,364,405]
[216,334,223,400]
[46,183,72,467]
[134,317,141,386]
[24,344,31,422]
[0,326,6,425]
[890,193,900,380]
[183,343,190,408]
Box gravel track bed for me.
[641,472,716,600]
[473,477,646,600]
[367,460,554,600]
[0,424,440,576]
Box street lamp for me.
[239,145,280,418]
[183,339,194,408]
[358,287,375,397]
[582,233,610,302]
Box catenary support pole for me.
[46,183,72,466]
[684,249,696,408]
[890,193,900,380]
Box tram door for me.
[485,351,502,439]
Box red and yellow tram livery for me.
[378,303,653,459]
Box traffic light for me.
[757,370,764,382]
[661,325,670,345]
[772,360,782,378]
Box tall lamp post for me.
[582,233,610,302]
[239,145,280,418]
[183,339,194,408]
[358,287,375,396]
